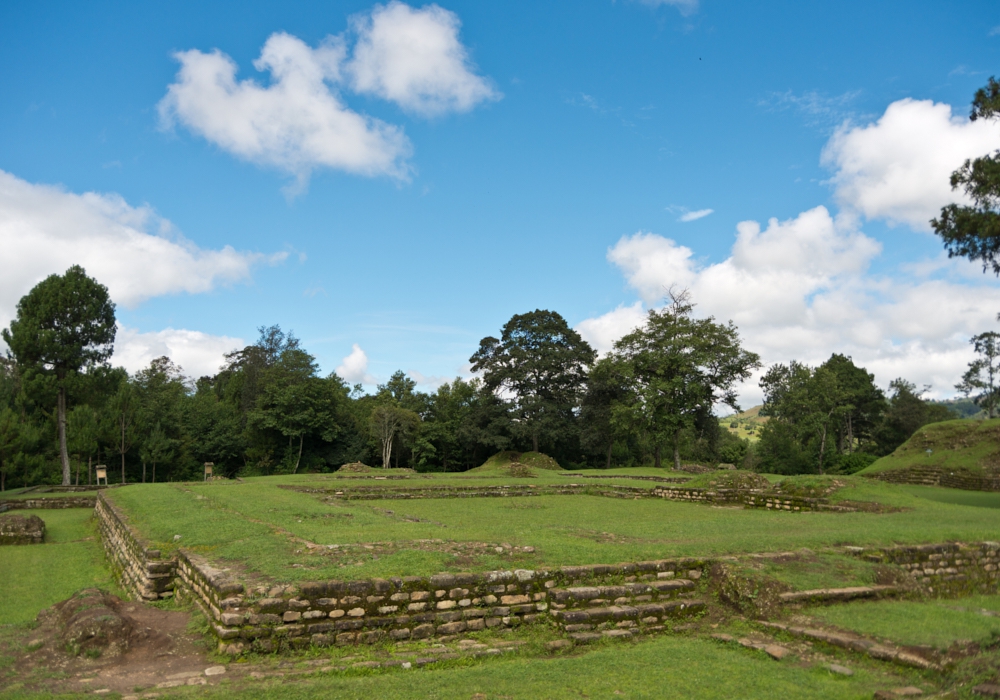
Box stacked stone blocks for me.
[95,493,175,601]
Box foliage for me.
[470,309,595,454]
[874,379,955,455]
[608,292,761,469]
[956,331,1000,419]
[1,266,116,485]
[932,77,1000,273]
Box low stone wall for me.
[95,492,175,601]
[852,541,1000,595]
[864,466,1000,491]
[0,513,45,544]
[0,496,98,510]
[174,553,709,655]
[651,486,843,512]
[287,483,652,501]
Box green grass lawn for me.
[103,474,1000,584]
[747,552,882,591]
[0,509,117,625]
[807,596,1000,649]
[899,485,1000,509]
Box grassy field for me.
[807,596,1000,649]
[0,509,117,625]
[861,418,1000,475]
[102,473,1000,583]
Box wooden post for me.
[204,462,214,481]
[95,465,108,487]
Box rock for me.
[874,688,924,699]
[763,644,791,660]
[54,589,132,658]
[204,666,227,676]
[827,664,853,676]
[711,633,735,642]
[973,685,1000,697]
[546,639,574,651]
[0,513,44,545]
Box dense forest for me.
[0,270,974,489]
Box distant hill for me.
[718,405,768,443]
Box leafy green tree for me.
[874,379,954,455]
[470,309,595,453]
[369,403,419,469]
[608,292,761,470]
[140,422,175,483]
[2,266,116,484]
[956,331,1000,418]
[580,357,630,468]
[67,405,100,485]
[932,78,1000,272]
[248,348,341,473]
[107,382,138,484]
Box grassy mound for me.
[860,418,1000,476]
[468,451,563,477]
[338,462,374,473]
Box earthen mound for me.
[338,462,375,473]
[51,589,132,657]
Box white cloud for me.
[113,326,243,379]
[679,208,713,222]
[580,206,1000,405]
[336,343,379,385]
[0,169,281,332]
[408,370,452,390]
[635,0,699,16]
[159,32,413,189]
[348,1,500,116]
[822,98,1000,231]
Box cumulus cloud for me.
[159,32,412,190]
[822,98,1000,231]
[336,343,379,385]
[0,169,281,332]
[578,207,1000,404]
[113,326,243,379]
[160,4,498,189]
[348,2,500,116]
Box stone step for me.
[778,585,898,604]
[552,599,704,628]
[550,579,694,604]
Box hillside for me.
[467,450,564,477]
[858,418,1000,489]
[719,405,769,443]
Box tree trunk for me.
[142,461,146,483]
[88,455,92,486]
[293,434,304,474]
[605,442,613,470]
[57,385,70,485]
[818,424,828,475]
[395,437,399,469]
[152,461,156,484]
[654,445,661,469]
[673,429,681,471]
[532,432,539,453]
[847,414,854,454]
[76,457,80,486]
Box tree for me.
[67,405,100,485]
[107,382,138,484]
[470,310,595,453]
[140,422,174,483]
[875,379,954,455]
[2,266,116,484]
[956,331,1000,419]
[608,292,761,470]
[932,77,1000,273]
[580,357,630,468]
[369,404,419,469]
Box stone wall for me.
[650,486,845,512]
[0,496,97,510]
[864,467,1000,492]
[0,513,45,544]
[287,483,652,501]
[852,541,1000,595]
[174,552,709,655]
[95,492,175,601]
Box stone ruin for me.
[0,513,45,544]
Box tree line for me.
[0,271,968,489]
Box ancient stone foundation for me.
[864,466,1000,491]
[0,513,45,544]
[95,494,175,601]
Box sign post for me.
[204,462,214,481]
[95,465,108,486]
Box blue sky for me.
[1,1,999,403]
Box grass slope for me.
[0,509,117,625]
[861,418,1000,476]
